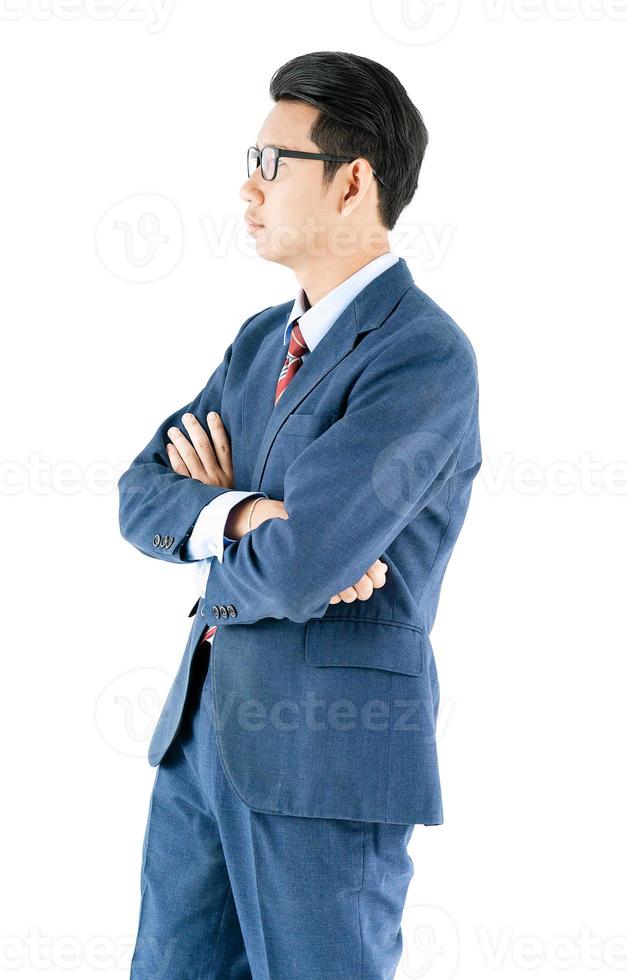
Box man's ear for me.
[340,159,375,215]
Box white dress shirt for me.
[185,250,400,600]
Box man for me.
[119,50,482,980]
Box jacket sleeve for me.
[117,308,270,564]
[203,327,481,624]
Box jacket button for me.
[212,605,220,618]
[219,605,228,618]
[200,602,205,618]
[153,534,161,547]
[226,604,237,618]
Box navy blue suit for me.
[119,256,482,976]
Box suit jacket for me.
[117,257,482,825]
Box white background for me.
[1,2,626,977]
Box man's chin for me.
[247,231,303,269]
[250,240,292,267]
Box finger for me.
[352,574,375,600]
[206,412,234,485]
[335,586,359,603]
[179,413,222,481]
[365,559,388,588]
[166,441,191,477]
[365,565,387,589]
[330,558,389,605]
[166,425,206,481]
[367,558,388,573]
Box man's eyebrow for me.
[255,140,290,150]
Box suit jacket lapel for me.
[250,257,415,491]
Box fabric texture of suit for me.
[129,640,416,978]
[117,256,482,826]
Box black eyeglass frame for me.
[247,145,386,187]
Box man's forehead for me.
[255,126,312,150]
[255,133,289,148]
[256,101,317,149]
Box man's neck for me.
[295,248,392,307]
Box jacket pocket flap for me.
[305,619,424,676]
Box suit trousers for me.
[129,638,416,979]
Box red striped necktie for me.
[274,319,309,404]
[199,319,309,646]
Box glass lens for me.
[261,145,278,180]
[247,146,260,178]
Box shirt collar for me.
[284,251,400,351]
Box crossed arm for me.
[164,409,389,606]
[117,312,477,624]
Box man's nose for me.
[240,176,263,203]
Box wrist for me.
[227,497,288,539]
[246,497,286,531]
[246,495,264,531]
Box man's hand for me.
[166,411,234,488]
[328,559,388,605]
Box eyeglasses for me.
[247,144,386,187]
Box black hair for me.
[269,50,428,230]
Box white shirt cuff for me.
[186,490,268,562]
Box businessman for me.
[119,51,482,980]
